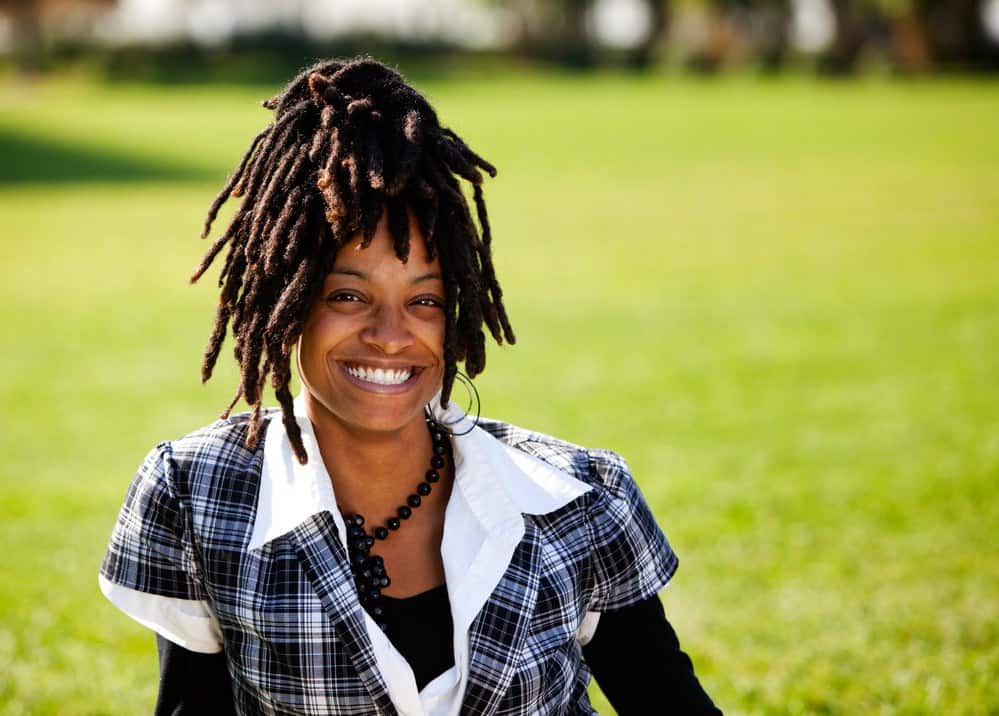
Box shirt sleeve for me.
[155,634,236,715]
[100,442,223,654]
[585,449,679,612]
[582,595,723,715]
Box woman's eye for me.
[327,292,362,303]
[413,297,444,309]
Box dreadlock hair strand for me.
[201,127,269,239]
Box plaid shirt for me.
[101,403,678,715]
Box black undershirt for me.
[378,583,455,690]
[154,590,721,715]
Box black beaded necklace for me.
[341,408,450,631]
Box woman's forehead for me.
[326,229,440,284]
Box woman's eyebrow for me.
[332,268,443,284]
[332,268,367,279]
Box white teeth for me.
[345,364,413,385]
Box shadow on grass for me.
[0,128,214,185]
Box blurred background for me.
[1,1,997,714]
[2,0,999,76]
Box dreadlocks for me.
[190,56,515,464]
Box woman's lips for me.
[337,361,423,394]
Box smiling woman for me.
[98,56,722,715]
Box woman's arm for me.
[582,595,722,715]
[155,635,236,716]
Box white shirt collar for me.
[248,392,592,551]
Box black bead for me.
[379,622,389,632]
[338,421,457,609]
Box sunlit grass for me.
[1,70,997,714]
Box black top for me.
[378,583,455,690]
[155,590,721,715]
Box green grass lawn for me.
[1,69,997,714]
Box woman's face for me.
[297,209,446,435]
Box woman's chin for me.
[303,383,437,437]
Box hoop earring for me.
[434,370,481,437]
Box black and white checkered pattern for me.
[101,412,678,715]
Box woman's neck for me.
[304,402,438,519]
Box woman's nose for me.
[360,305,414,354]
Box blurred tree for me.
[861,0,998,72]
[682,2,732,71]
[683,0,790,72]
[629,0,671,68]
[553,0,594,66]
[502,0,598,66]
[491,0,672,69]
[0,0,114,74]
[819,0,868,72]
[2,0,45,73]
[917,0,999,68]
[750,0,792,69]
[888,2,933,70]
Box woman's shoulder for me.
[167,408,271,447]
[477,417,678,602]
[151,408,276,484]
[475,416,634,495]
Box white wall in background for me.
[590,0,652,49]
[790,0,834,53]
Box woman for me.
[100,57,721,715]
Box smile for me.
[339,362,422,390]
